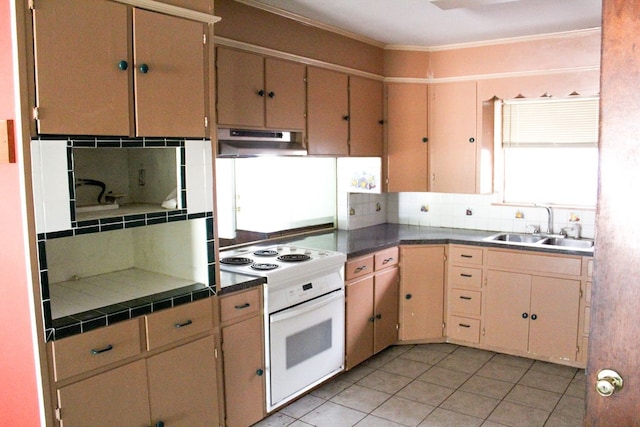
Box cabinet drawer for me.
[487,250,582,276]
[220,287,262,324]
[374,247,399,270]
[450,266,482,288]
[450,246,483,265]
[146,298,213,351]
[345,255,374,281]
[448,316,480,344]
[52,319,141,381]
[449,289,482,316]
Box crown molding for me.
[114,0,221,23]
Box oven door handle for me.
[270,289,344,324]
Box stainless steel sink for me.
[541,237,595,249]
[489,233,545,244]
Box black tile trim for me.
[47,283,215,342]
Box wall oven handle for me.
[270,289,344,324]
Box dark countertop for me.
[219,224,594,291]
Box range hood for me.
[217,128,307,157]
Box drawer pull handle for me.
[382,257,394,264]
[459,323,471,328]
[175,319,193,328]
[90,344,113,355]
[460,273,473,278]
[234,303,251,310]
[354,266,368,273]
[459,296,472,300]
[460,254,473,258]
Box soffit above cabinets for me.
[245,0,602,48]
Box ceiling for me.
[246,0,602,47]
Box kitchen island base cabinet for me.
[399,245,446,342]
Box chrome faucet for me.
[535,204,553,234]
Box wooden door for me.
[484,270,530,353]
[528,276,580,361]
[133,9,206,137]
[386,83,428,192]
[586,1,640,423]
[222,315,265,427]
[265,58,306,130]
[307,67,349,155]
[32,0,131,135]
[345,276,374,369]
[56,361,150,427]
[349,76,383,156]
[429,81,477,194]
[147,336,220,427]
[216,47,264,127]
[373,267,399,353]
[399,246,444,341]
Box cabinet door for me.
[345,276,374,369]
[147,336,220,427]
[222,315,265,427]
[216,48,264,127]
[484,270,531,353]
[133,9,206,137]
[307,67,349,155]
[386,83,429,192]
[429,81,477,193]
[32,0,131,135]
[57,360,150,427]
[349,76,383,156]
[399,246,445,341]
[265,58,306,130]
[373,267,399,353]
[529,276,580,361]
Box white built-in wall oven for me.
[219,245,346,411]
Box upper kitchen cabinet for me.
[428,81,478,193]
[216,47,306,130]
[386,83,429,191]
[32,0,207,137]
[307,67,349,155]
[349,76,384,157]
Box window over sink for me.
[496,96,599,207]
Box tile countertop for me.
[219,224,593,292]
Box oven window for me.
[286,319,332,369]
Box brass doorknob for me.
[596,369,623,397]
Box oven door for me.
[269,288,345,409]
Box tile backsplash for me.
[342,191,596,239]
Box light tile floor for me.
[254,343,585,427]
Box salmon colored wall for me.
[214,0,384,75]
[384,30,601,80]
[0,1,42,425]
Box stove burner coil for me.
[253,249,279,257]
[277,254,311,263]
[220,257,253,266]
[251,263,279,271]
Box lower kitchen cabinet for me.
[55,335,219,427]
[220,287,265,427]
[345,265,399,369]
[399,245,446,342]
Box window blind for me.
[502,97,599,147]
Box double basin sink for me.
[484,233,594,251]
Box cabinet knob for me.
[155,422,165,427]
[375,314,382,320]
[469,137,475,143]
[531,314,538,320]
[118,60,128,71]
[369,316,375,323]
[257,89,265,97]
[268,91,275,98]
[139,63,149,74]
[422,137,428,143]
[342,115,350,121]
[405,294,412,300]
[378,119,384,125]
[522,312,528,319]
[256,368,264,376]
